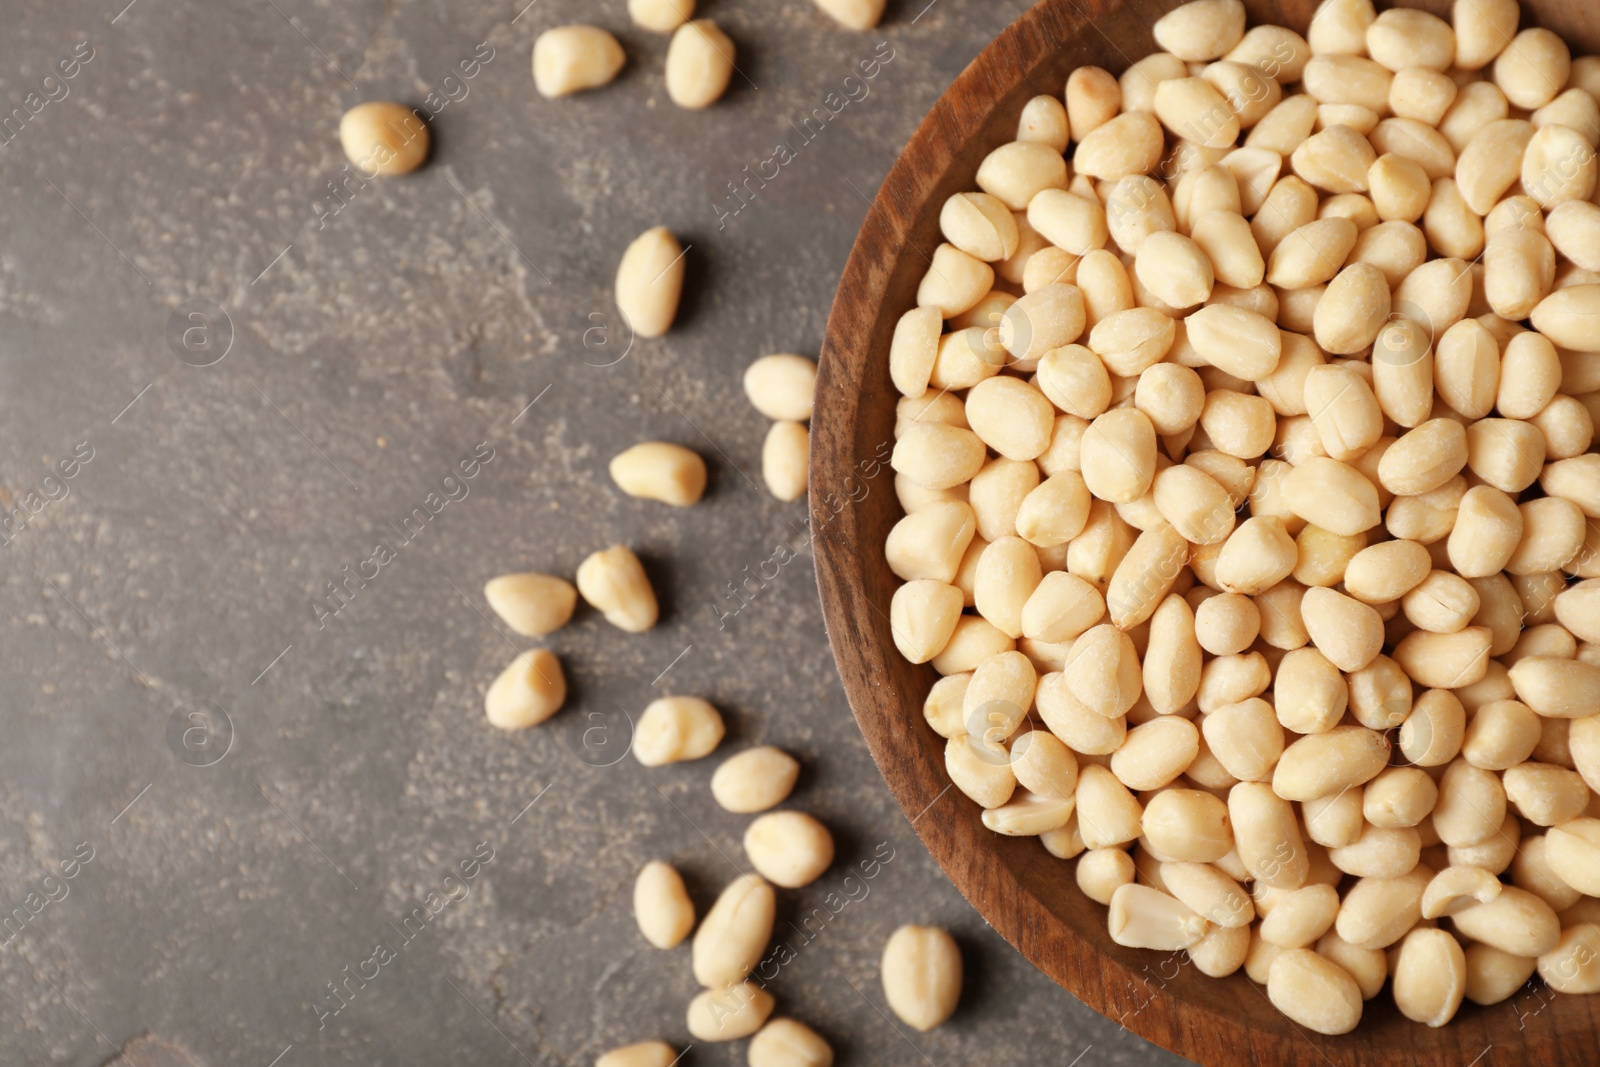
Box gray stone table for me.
[0,0,1193,1063]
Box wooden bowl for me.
[811,2,1600,1064]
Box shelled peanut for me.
[885,0,1600,1036]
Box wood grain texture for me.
[811,2,1600,1064]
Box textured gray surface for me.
[0,1,1192,1064]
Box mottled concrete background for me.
[0,1,1191,1064]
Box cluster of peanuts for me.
[531,0,886,109]
[883,0,1600,1037]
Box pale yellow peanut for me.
[1110,716,1200,791]
[615,227,685,338]
[1107,882,1212,951]
[598,1041,679,1067]
[889,580,963,664]
[1347,655,1414,731]
[1079,409,1157,504]
[1102,175,1176,255]
[1464,943,1537,1006]
[338,102,429,176]
[629,0,691,31]
[813,0,885,29]
[1362,766,1437,830]
[1505,763,1591,827]
[1202,697,1283,783]
[533,25,625,97]
[888,306,942,399]
[1281,456,1380,536]
[635,696,724,767]
[1073,112,1165,181]
[1483,230,1556,324]
[1017,94,1071,153]
[964,377,1055,462]
[1401,570,1479,634]
[1392,927,1467,1028]
[1267,948,1363,1035]
[748,1018,833,1067]
[1087,308,1174,377]
[1547,201,1600,272]
[1152,0,1244,60]
[1432,318,1499,419]
[940,192,1021,263]
[975,141,1067,211]
[686,983,774,1042]
[610,442,708,507]
[1447,484,1524,578]
[577,545,658,632]
[1392,627,1493,689]
[1036,672,1125,755]
[1367,323,1432,432]
[1523,123,1597,208]
[1133,231,1214,309]
[1105,522,1188,630]
[1423,178,1485,261]
[883,927,953,1036]
[1198,390,1275,460]
[1345,537,1435,604]
[1064,623,1142,718]
[634,861,695,950]
[1452,886,1562,957]
[1388,71,1457,129]
[1229,780,1308,889]
[1026,189,1106,257]
[1507,496,1586,575]
[484,572,577,637]
[1313,263,1390,355]
[916,243,994,318]
[969,456,1038,542]
[1266,217,1357,290]
[891,422,984,491]
[1348,219,1425,290]
[1441,82,1510,155]
[1273,725,1389,803]
[1495,28,1570,110]
[944,733,1016,807]
[1133,364,1205,438]
[885,501,975,583]
[1370,117,1456,181]
[711,747,799,814]
[1142,594,1201,715]
[1542,454,1600,518]
[1076,847,1135,904]
[1303,54,1392,112]
[1036,344,1111,419]
[664,19,734,108]
[1336,868,1431,951]
[762,421,809,502]
[973,538,1044,639]
[745,812,833,888]
[1456,119,1535,216]
[1066,66,1120,140]
[1509,656,1600,719]
[692,874,775,987]
[1291,124,1376,195]
[485,649,566,729]
[1399,688,1465,767]
[1532,285,1600,352]
[1465,418,1545,494]
[1154,77,1239,149]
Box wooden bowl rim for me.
[810,1,1600,1064]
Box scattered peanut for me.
[533,26,625,98]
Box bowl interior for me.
[811,1,1600,1064]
